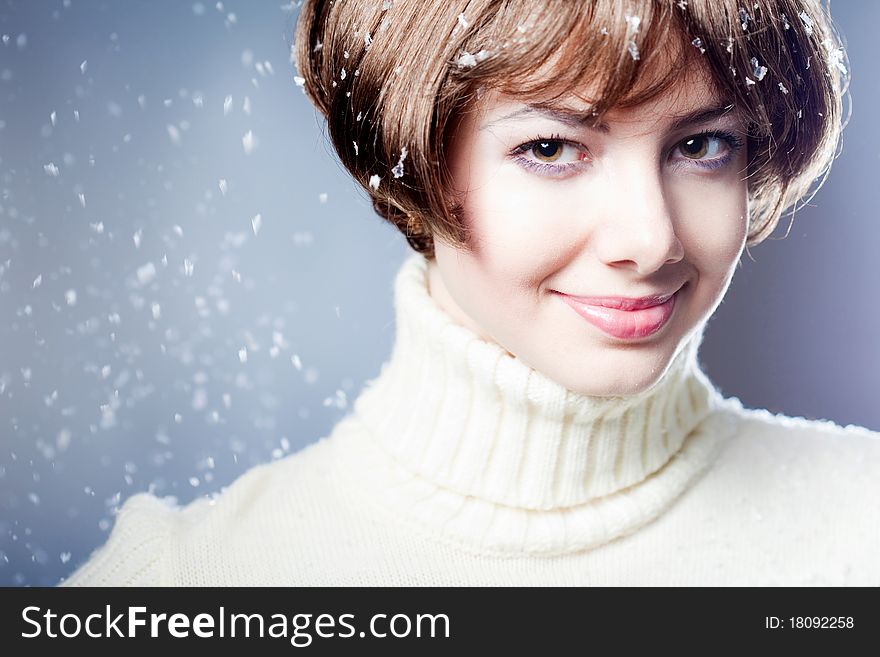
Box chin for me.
[543,352,675,398]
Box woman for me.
[61,0,879,586]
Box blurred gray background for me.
[0,1,876,586]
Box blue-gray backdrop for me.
[0,0,877,586]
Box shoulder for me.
[697,396,880,579]
[58,492,185,586]
[709,395,880,488]
[717,395,880,465]
[678,397,880,583]
[59,437,336,586]
[185,435,336,530]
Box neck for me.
[331,252,738,554]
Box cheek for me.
[671,175,748,280]
[466,166,535,242]
[444,148,541,308]
[460,166,575,287]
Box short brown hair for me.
[293,0,848,258]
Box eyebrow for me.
[481,101,740,134]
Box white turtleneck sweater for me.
[60,253,880,586]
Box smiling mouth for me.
[551,286,682,311]
[553,285,684,340]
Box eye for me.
[677,134,724,160]
[670,130,744,171]
[525,139,585,165]
[532,140,566,163]
[510,134,590,177]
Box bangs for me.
[445,0,817,140]
[447,1,711,123]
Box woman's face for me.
[427,68,749,397]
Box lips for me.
[554,286,682,340]
[557,290,678,311]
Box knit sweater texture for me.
[60,253,880,586]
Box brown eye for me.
[532,141,563,162]
[679,136,710,159]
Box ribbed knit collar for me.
[329,252,740,555]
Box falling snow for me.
[739,7,750,31]
[627,41,640,61]
[625,14,641,60]
[799,11,814,36]
[821,38,848,75]
[625,14,641,33]
[242,129,255,154]
[750,57,768,81]
[457,52,477,68]
[136,262,157,285]
[391,146,408,178]
[456,49,492,68]
[0,0,537,588]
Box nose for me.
[592,162,685,275]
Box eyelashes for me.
[510,130,745,178]
[510,133,587,177]
[671,130,745,171]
